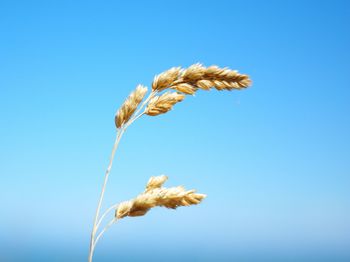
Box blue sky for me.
[1,0,349,261]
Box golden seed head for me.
[147,63,251,99]
[146,175,168,192]
[115,176,206,219]
[115,85,148,128]
[182,63,206,81]
[152,67,182,91]
[145,92,185,116]
[201,65,252,90]
[115,200,133,219]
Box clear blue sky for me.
[1,1,349,261]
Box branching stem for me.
[96,203,120,230]
[88,129,124,262]
[93,218,118,250]
[88,90,155,262]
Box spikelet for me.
[115,85,148,128]
[145,92,185,116]
[115,176,206,219]
[182,63,206,81]
[172,83,197,95]
[195,79,212,90]
[145,175,168,192]
[115,201,134,219]
[152,67,182,91]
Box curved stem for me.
[124,112,144,130]
[94,111,145,231]
[89,129,124,262]
[93,218,118,250]
[96,203,120,230]
[88,90,155,262]
[131,90,156,120]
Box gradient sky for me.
[1,1,350,261]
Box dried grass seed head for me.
[115,85,148,128]
[145,92,185,116]
[150,63,251,95]
[200,65,252,90]
[146,175,168,192]
[182,63,206,81]
[152,67,182,91]
[115,200,133,219]
[115,175,206,219]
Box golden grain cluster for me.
[115,85,147,128]
[145,92,185,116]
[152,63,251,92]
[115,63,251,126]
[115,175,206,219]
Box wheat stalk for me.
[88,63,251,261]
